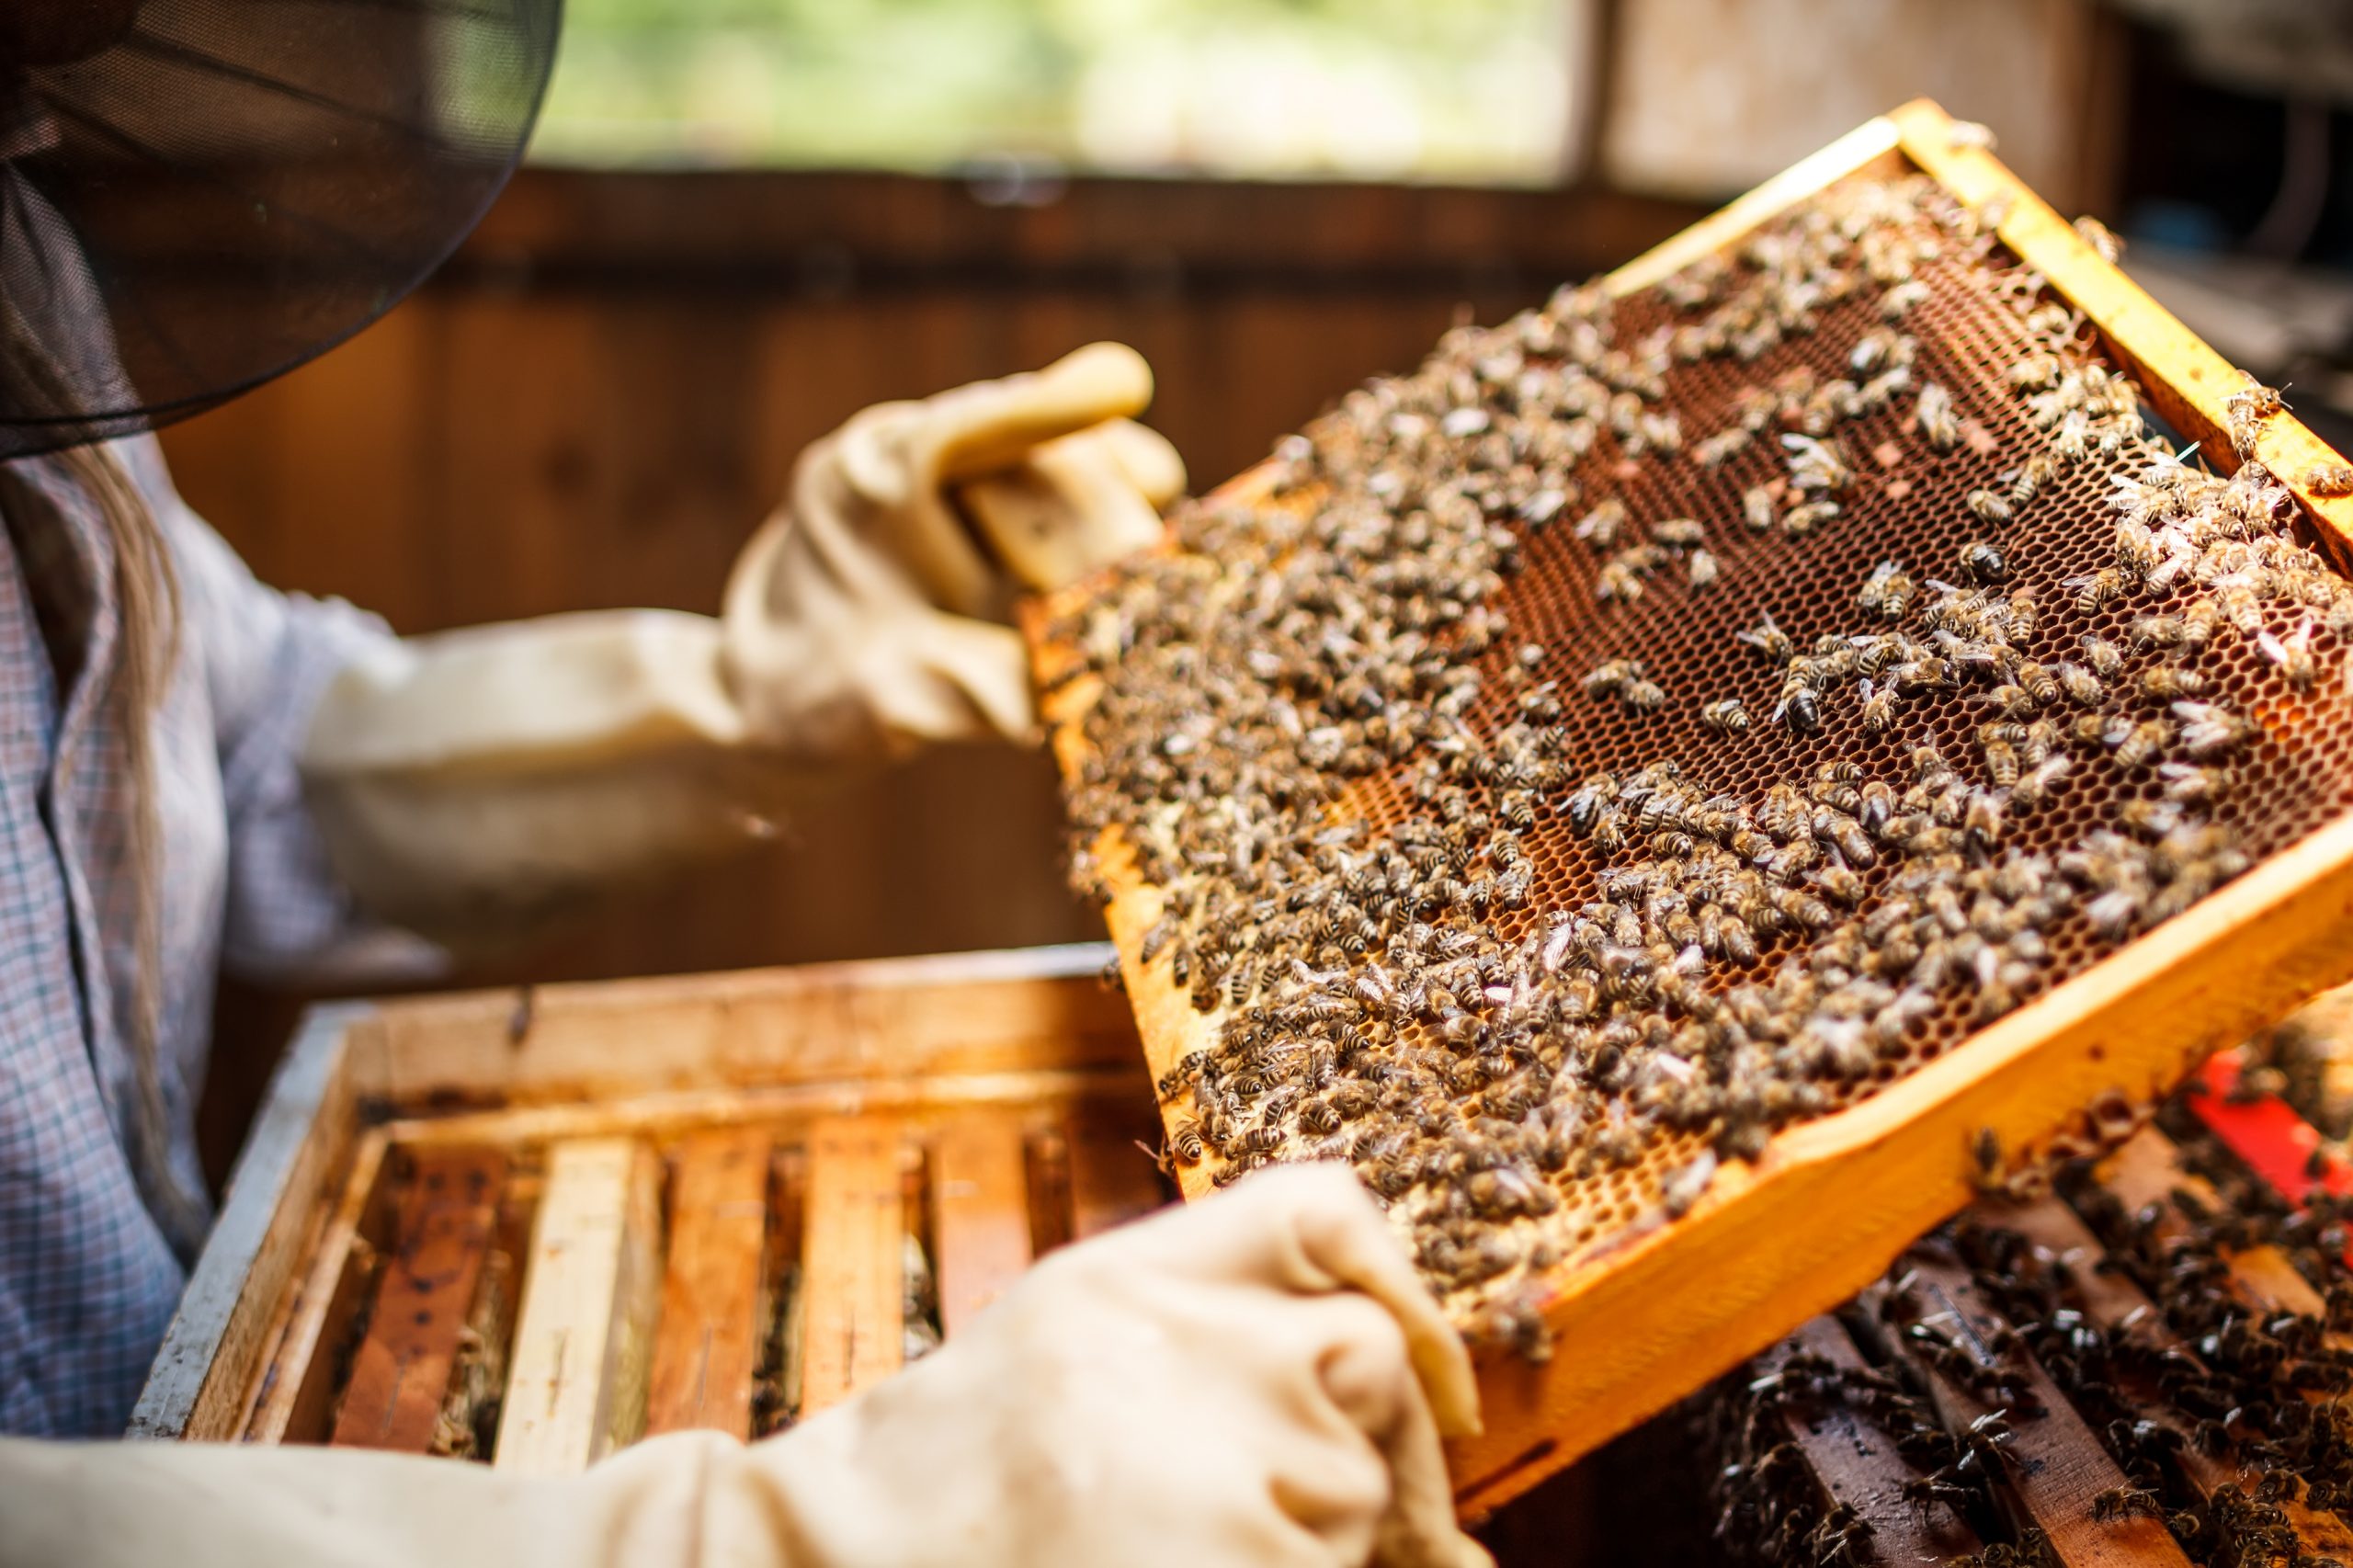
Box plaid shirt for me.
[0,437,440,1437]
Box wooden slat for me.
[494,1139,664,1474]
[644,1129,773,1438]
[241,1128,392,1444]
[2098,1127,2333,1318]
[929,1116,1033,1337]
[1068,1122,1169,1239]
[1871,1252,2192,1567]
[330,1148,506,1451]
[1761,1317,1984,1562]
[381,1072,1146,1152]
[130,1002,369,1440]
[354,946,1139,1108]
[797,1119,906,1414]
[2002,1196,2353,1557]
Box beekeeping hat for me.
[0,0,559,460]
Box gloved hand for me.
[756,1161,1490,1567]
[722,340,1184,759]
[299,345,1183,945]
[0,1166,1490,1568]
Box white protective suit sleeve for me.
[298,343,1183,946]
[0,1166,1491,1568]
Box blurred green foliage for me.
[535,0,1571,182]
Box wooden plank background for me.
[170,168,1715,1175]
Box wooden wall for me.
[165,168,1704,1005]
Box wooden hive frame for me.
[1024,97,2353,1517]
[131,945,1173,1456]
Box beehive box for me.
[1027,96,2353,1516]
[130,945,1173,1458]
[1700,1061,2353,1568]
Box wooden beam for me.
[929,1116,1033,1337]
[241,1128,392,1444]
[494,1139,664,1474]
[1864,1252,2191,1567]
[797,1119,906,1415]
[645,1129,773,1438]
[1760,1316,1984,1562]
[330,1148,506,1452]
[130,1002,369,1440]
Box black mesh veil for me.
[0,0,560,460]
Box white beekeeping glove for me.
[299,344,1182,946]
[721,340,1181,758]
[0,1167,1489,1568]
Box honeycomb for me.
[1045,170,2353,1342]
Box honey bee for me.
[2015,661,2060,707]
[2111,718,2173,769]
[1858,366,1915,413]
[1781,499,1842,537]
[1694,426,1752,468]
[2306,463,2353,498]
[1858,679,1897,734]
[2010,754,2072,810]
[1959,540,2009,584]
[1738,611,1795,665]
[2138,665,2208,700]
[1849,328,1915,376]
[2113,517,2159,583]
[1688,549,1721,591]
[1651,517,1707,549]
[2157,761,2224,804]
[2080,633,2124,677]
[1880,278,1930,319]
[2064,568,2123,615]
[1169,1119,1207,1164]
[1623,676,1668,712]
[1583,659,1640,697]
[1967,487,2014,525]
[2004,451,2061,506]
[1700,698,1751,734]
[1775,686,1822,734]
[1574,497,1627,548]
[2006,353,2062,391]
[2223,371,2284,458]
[1980,733,2019,787]
[2052,659,2108,701]
[2256,619,2317,688]
[1742,484,1777,533]
[1915,381,1960,452]
[1595,561,1645,604]
[1857,561,1917,621]
[2173,700,2256,759]
[1782,434,1853,494]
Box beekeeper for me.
[0,4,1488,1564]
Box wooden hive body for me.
[1025,98,2353,1516]
[133,946,1170,1458]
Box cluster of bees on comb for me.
[1703,1119,2353,1568]
[1048,170,2353,1344]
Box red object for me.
[2179,1054,2353,1204]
